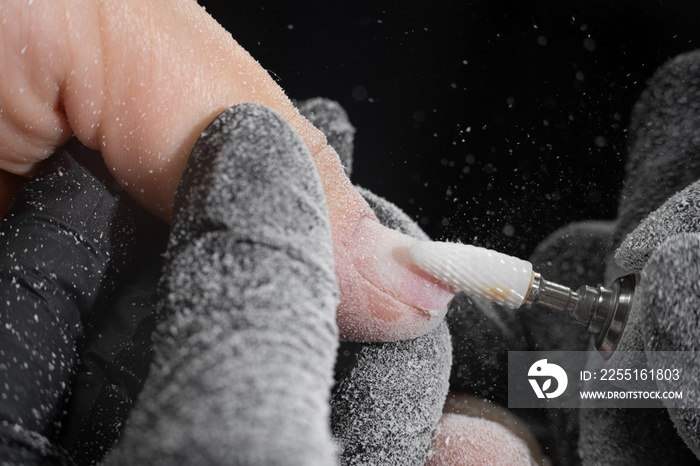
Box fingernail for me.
[348,216,455,315]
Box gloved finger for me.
[640,232,700,459]
[106,103,339,465]
[579,397,696,466]
[610,51,700,356]
[580,50,700,466]
[0,142,138,464]
[613,50,700,252]
[17,141,167,466]
[616,179,700,273]
[59,258,161,466]
[296,98,356,178]
[332,187,451,465]
[332,322,451,466]
[1,1,453,342]
[296,101,452,463]
[63,98,347,464]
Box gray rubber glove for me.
[579,50,700,466]
[106,103,339,465]
[0,145,140,466]
[610,180,700,461]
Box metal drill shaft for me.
[525,273,637,358]
[526,273,580,315]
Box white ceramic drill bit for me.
[408,241,534,309]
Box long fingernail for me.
[349,216,455,315]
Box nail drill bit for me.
[409,241,636,357]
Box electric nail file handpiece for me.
[409,241,636,358]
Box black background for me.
[200,0,700,257]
